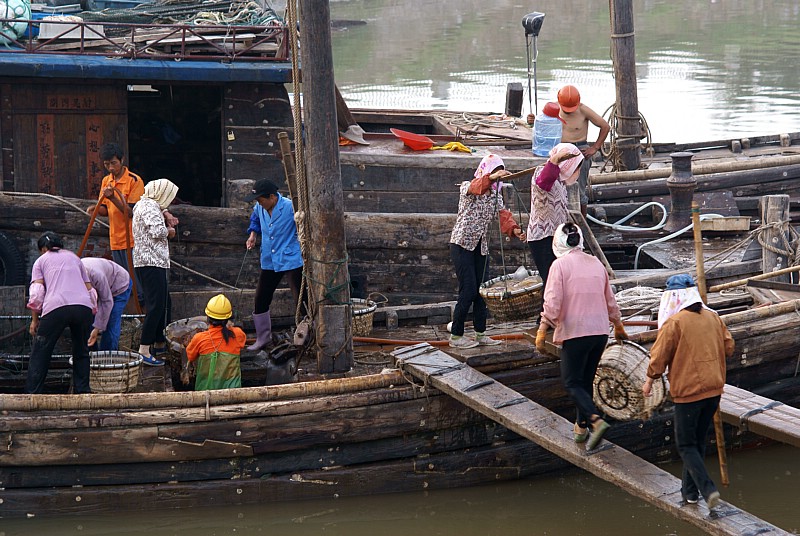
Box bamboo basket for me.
[86,351,143,394]
[351,298,378,336]
[593,341,666,421]
[479,270,543,322]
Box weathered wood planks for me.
[720,384,800,448]
[394,343,791,536]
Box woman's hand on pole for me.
[550,148,578,165]
[489,169,511,182]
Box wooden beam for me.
[299,0,353,373]
[719,384,800,448]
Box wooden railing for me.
[0,17,289,62]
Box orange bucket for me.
[390,128,434,151]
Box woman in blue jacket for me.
[244,179,304,351]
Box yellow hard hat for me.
[205,294,232,320]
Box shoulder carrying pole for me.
[691,201,729,486]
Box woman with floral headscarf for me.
[448,154,526,349]
[536,223,628,450]
[133,178,179,365]
[527,143,584,291]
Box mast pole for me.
[298,0,353,373]
[609,0,642,170]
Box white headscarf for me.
[656,275,711,328]
[552,222,584,258]
[142,178,178,210]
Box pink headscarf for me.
[474,153,505,192]
[474,154,505,178]
[549,143,584,185]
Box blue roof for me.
[0,53,293,83]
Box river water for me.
[2,443,798,535]
[329,0,800,143]
[3,2,799,534]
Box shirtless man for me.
[556,85,610,217]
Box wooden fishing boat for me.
[1,290,800,517]
[2,1,800,520]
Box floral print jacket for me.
[449,174,520,255]
[132,197,170,269]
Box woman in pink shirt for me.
[26,232,96,394]
[535,223,627,449]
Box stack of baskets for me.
[86,350,143,393]
[479,269,543,322]
[351,297,378,336]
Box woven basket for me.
[479,270,543,322]
[352,298,378,336]
[87,350,143,394]
[593,341,666,421]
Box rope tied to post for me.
[599,103,654,173]
[755,219,800,268]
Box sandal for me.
[141,354,165,366]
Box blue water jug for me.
[532,113,562,157]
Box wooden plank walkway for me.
[393,343,790,536]
[720,384,800,447]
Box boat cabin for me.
[0,1,294,208]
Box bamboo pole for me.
[708,264,800,293]
[278,131,298,209]
[715,298,800,326]
[76,200,103,257]
[78,189,142,314]
[692,202,729,486]
[628,298,800,345]
[501,165,538,182]
[0,371,404,413]
[569,210,615,279]
[591,153,800,185]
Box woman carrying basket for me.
[535,223,628,449]
[526,143,584,292]
[448,154,526,349]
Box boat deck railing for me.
[0,17,289,62]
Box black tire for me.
[0,232,26,286]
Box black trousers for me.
[449,242,489,337]
[528,235,556,291]
[26,304,94,394]
[136,266,170,346]
[560,334,608,428]
[675,396,720,501]
[254,267,304,315]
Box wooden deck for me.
[720,384,800,448]
[393,343,791,536]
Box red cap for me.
[557,85,581,113]
[543,102,566,124]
